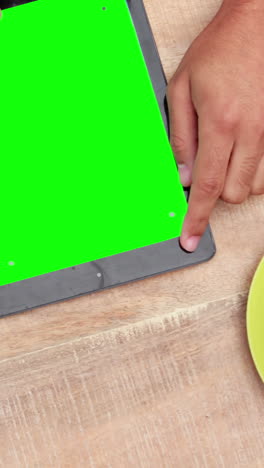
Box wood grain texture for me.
[144,0,222,77]
[1,0,264,465]
[1,0,263,361]
[1,294,264,467]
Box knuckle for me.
[236,159,257,189]
[221,188,247,204]
[236,178,250,193]
[210,106,238,133]
[251,184,264,195]
[196,177,222,198]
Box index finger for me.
[180,121,234,252]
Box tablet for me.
[0,0,216,316]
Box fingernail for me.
[178,164,191,187]
[181,235,201,252]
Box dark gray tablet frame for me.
[0,0,216,317]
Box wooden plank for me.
[144,0,221,77]
[0,0,263,361]
[1,294,264,466]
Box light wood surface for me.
[1,0,264,466]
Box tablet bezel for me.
[0,0,216,317]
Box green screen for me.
[0,0,187,286]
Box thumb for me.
[167,73,197,187]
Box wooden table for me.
[1,1,264,466]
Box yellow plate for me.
[247,257,264,381]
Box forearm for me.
[221,0,264,12]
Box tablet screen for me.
[0,0,187,287]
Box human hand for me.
[167,0,264,252]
